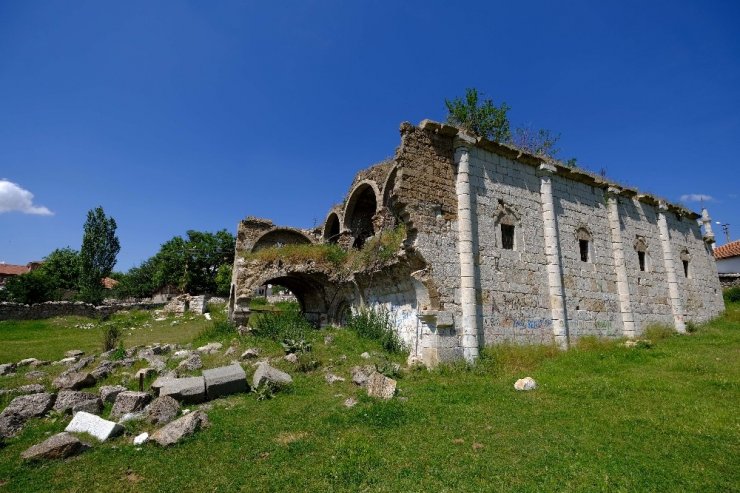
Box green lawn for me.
[0,304,738,492]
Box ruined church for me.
[228,120,724,364]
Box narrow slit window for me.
[683,259,689,278]
[579,239,589,262]
[501,224,515,250]
[638,251,646,272]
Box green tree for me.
[39,247,80,298]
[445,88,511,142]
[79,206,120,304]
[215,263,232,297]
[4,270,51,304]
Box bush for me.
[195,320,236,346]
[251,306,314,342]
[723,286,740,303]
[346,306,405,354]
[102,324,122,351]
[642,323,676,341]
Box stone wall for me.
[0,301,164,321]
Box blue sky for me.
[1,1,738,270]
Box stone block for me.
[111,391,152,419]
[21,432,88,461]
[65,411,123,441]
[252,362,292,388]
[203,364,247,399]
[159,376,206,404]
[366,372,396,400]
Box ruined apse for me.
[228,120,725,365]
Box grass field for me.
[0,303,738,492]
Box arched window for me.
[680,249,691,278]
[323,213,340,244]
[494,202,521,251]
[576,227,593,262]
[634,237,649,272]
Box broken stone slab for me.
[240,348,260,360]
[111,391,152,419]
[65,350,85,359]
[17,358,39,367]
[150,375,176,395]
[65,411,123,441]
[177,354,202,372]
[52,371,96,390]
[70,356,95,372]
[252,362,292,388]
[0,412,28,439]
[99,385,127,404]
[53,390,103,415]
[29,359,50,368]
[55,357,78,366]
[203,364,248,399]
[2,392,56,420]
[0,363,16,376]
[21,432,89,461]
[16,384,46,395]
[514,377,537,391]
[196,342,223,354]
[25,370,47,380]
[325,373,345,385]
[159,376,206,404]
[366,372,396,400]
[172,350,191,360]
[351,366,376,387]
[150,410,209,446]
[133,432,149,445]
[283,353,298,364]
[90,362,114,380]
[146,396,180,425]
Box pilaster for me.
[605,187,636,337]
[657,201,686,332]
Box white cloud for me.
[0,179,53,215]
[679,193,714,203]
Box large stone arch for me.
[382,166,399,207]
[343,180,381,248]
[251,228,313,252]
[323,212,341,244]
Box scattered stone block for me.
[172,350,191,360]
[360,352,371,359]
[111,391,152,419]
[284,353,298,364]
[325,373,345,385]
[133,432,149,445]
[151,376,176,395]
[351,366,375,387]
[91,362,115,380]
[99,385,127,403]
[53,391,102,415]
[252,362,292,388]
[16,384,45,395]
[0,363,16,376]
[54,357,77,366]
[146,396,180,425]
[366,372,396,400]
[150,410,209,446]
[65,350,84,359]
[203,364,248,399]
[514,377,537,391]
[159,376,207,404]
[196,342,223,354]
[70,356,94,372]
[29,359,50,368]
[2,392,56,419]
[0,412,28,439]
[65,411,123,441]
[17,358,39,367]
[177,354,202,372]
[118,412,145,424]
[25,370,47,380]
[21,432,88,461]
[52,371,96,390]
[240,348,260,359]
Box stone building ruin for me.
[228,120,724,365]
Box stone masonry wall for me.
[0,301,163,321]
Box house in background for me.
[0,262,42,287]
[714,240,740,288]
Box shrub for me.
[346,306,405,354]
[251,306,314,342]
[723,286,740,303]
[102,324,122,351]
[642,323,676,341]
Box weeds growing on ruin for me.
[346,306,405,354]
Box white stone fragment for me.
[133,432,149,445]
[514,377,537,391]
[65,411,123,442]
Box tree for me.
[39,247,80,299]
[79,206,120,304]
[510,126,561,159]
[4,270,51,304]
[445,88,511,142]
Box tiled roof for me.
[714,240,740,260]
[102,277,119,289]
[0,264,31,276]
